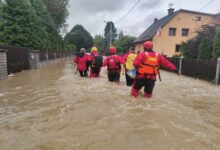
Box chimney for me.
[168,8,174,16]
[154,18,158,23]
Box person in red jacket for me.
[87,47,103,78]
[74,48,88,77]
[132,41,176,98]
[102,47,124,82]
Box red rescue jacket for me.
[74,53,88,71]
[102,55,124,72]
[133,50,176,80]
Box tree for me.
[212,27,220,59]
[198,37,212,60]
[93,35,104,52]
[115,35,136,54]
[180,41,190,58]
[118,31,124,39]
[30,0,63,50]
[64,25,93,51]
[0,0,48,49]
[0,0,68,51]
[42,0,69,29]
[180,24,218,59]
[64,44,76,52]
[104,21,117,47]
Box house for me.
[133,8,220,57]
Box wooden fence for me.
[163,57,219,84]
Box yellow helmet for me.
[91,47,98,52]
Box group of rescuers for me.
[74,41,176,98]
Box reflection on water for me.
[0,59,220,150]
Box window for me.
[195,16,201,21]
[169,28,176,36]
[182,28,189,36]
[175,45,181,52]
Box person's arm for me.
[74,56,78,64]
[158,54,176,71]
[123,53,129,62]
[133,52,145,68]
[102,57,108,67]
[118,55,125,64]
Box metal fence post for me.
[46,53,48,61]
[54,52,56,60]
[179,56,184,75]
[28,50,39,69]
[215,57,220,85]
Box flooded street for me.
[1,59,220,150]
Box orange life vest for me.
[138,52,159,75]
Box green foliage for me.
[212,27,220,59]
[180,24,219,59]
[65,44,76,52]
[172,54,182,58]
[115,35,136,54]
[42,0,69,29]
[0,0,68,51]
[198,37,212,60]
[180,41,190,58]
[104,21,117,48]
[93,35,104,52]
[64,25,93,51]
[0,0,47,49]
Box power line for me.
[198,0,215,11]
[115,0,142,24]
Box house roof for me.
[133,9,217,44]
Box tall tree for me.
[0,0,48,49]
[42,0,69,29]
[212,27,220,59]
[64,25,93,51]
[30,0,62,50]
[104,21,117,47]
[118,31,124,39]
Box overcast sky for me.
[66,0,220,37]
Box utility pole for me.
[104,20,113,47]
[110,22,112,47]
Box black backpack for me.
[93,55,103,68]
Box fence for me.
[39,51,70,61]
[163,57,220,84]
[0,45,71,75]
[0,46,30,74]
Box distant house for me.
[133,8,220,57]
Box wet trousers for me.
[108,70,120,82]
[79,70,88,77]
[125,73,134,86]
[132,78,155,97]
[90,67,101,78]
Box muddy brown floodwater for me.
[0,59,220,150]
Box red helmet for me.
[109,47,116,54]
[144,41,153,49]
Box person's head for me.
[109,47,116,54]
[91,47,98,52]
[143,41,153,51]
[80,48,86,53]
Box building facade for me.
[134,9,220,57]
